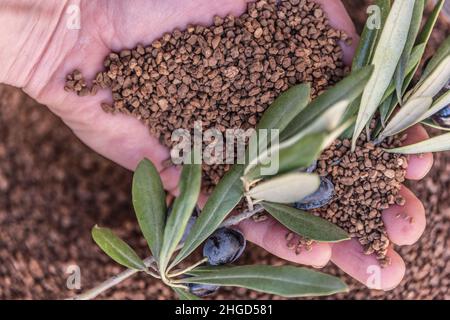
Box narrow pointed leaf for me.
[132,159,166,260]
[244,99,350,181]
[420,35,449,80]
[342,0,390,135]
[281,66,374,141]
[92,226,146,270]
[244,133,326,181]
[294,100,349,139]
[171,164,244,268]
[352,0,415,150]
[248,84,311,162]
[262,202,349,242]
[376,43,426,136]
[401,42,428,95]
[401,0,446,93]
[381,43,427,102]
[173,287,201,300]
[417,0,444,46]
[421,119,450,132]
[352,0,390,70]
[380,94,394,127]
[380,96,433,137]
[351,23,377,71]
[159,155,202,271]
[247,172,320,204]
[182,265,348,297]
[416,90,450,122]
[385,132,450,154]
[256,83,311,132]
[410,55,450,100]
[394,0,424,104]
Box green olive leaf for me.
[247,172,320,204]
[340,0,390,139]
[351,23,377,70]
[395,0,443,97]
[248,84,311,163]
[416,90,450,123]
[421,119,450,132]
[92,226,146,270]
[132,158,166,260]
[403,0,445,93]
[262,202,349,243]
[394,0,424,104]
[172,287,201,300]
[246,98,349,177]
[244,132,326,182]
[170,164,244,269]
[381,43,426,104]
[352,0,391,70]
[410,55,450,100]
[385,132,450,154]
[417,1,447,78]
[281,65,374,141]
[371,0,392,46]
[352,0,415,150]
[159,153,202,272]
[181,265,348,297]
[380,96,433,138]
[256,83,311,132]
[420,35,449,82]
[379,94,394,128]
[375,43,427,137]
[417,0,444,45]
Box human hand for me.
[0,0,433,290]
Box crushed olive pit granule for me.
[65,0,349,191]
[311,130,408,266]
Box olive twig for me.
[220,205,265,228]
[144,269,161,279]
[168,257,208,278]
[66,256,156,300]
[67,205,260,300]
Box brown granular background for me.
[0,1,449,299]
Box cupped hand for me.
[8,0,433,290]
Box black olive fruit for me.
[295,176,335,210]
[187,283,220,297]
[203,227,246,266]
[432,104,450,128]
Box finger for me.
[403,125,434,180]
[314,0,359,65]
[382,185,426,246]
[331,239,405,290]
[239,216,332,267]
[107,0,249,50]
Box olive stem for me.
[168,257,208,278]
[66,256,155,300]
[220,205,265,228]
[145,269,161,279]
[169,283,190,290]
[67,205,263,300]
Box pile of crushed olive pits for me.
[64,0,409,265]
[316,130,407,266]
[65,0,350,191]
[269,122,408,265]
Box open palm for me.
[16,0,433,291]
